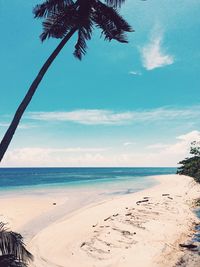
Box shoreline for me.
[27,174,200,267]
[0,174,157,241]
[0,174,199,266]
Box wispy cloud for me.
[28,110,133,125]
[0,122,36,129]
[123,142,135,146]
[0,123,9,127]
[27,106,200,126]
[176,131,200,142]
[129,70,142,76]
[140,28,174,70]
[147,131,200,155]
[2,147,109,167]
[147,143,169,150]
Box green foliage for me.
[190,141,200,156]
[177,141,200,183]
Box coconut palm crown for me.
[33,0,133,59]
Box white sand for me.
[1,174,200,267]
[0,195,56,230]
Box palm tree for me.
[0,0,133,162]
[0,223,33,267]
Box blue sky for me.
[0,0,200,167]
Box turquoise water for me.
[0,167,176,191]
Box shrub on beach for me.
[177,141,200,183]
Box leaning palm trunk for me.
[0,28,76,162]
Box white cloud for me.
[147,143,169,150]
[2,131,200,167]
[28,110,133,125]
[129,70,142,76]
[147,131,200,164]
[0,122,35,129]
[123,142,135,146]
[0,123,9,127]
[140,29,174,70]
[27,106,200,126]
[116,131,200,167]
[165,131,200,155]
[176,131,200,142]
[2,131,199,167]
[2,147,109,167]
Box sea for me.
[0,167,176,192]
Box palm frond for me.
[73,22,93,59]
[104,0,125,8]
[112,31,128,42]
[33,0,73,18]
[73,0,93,59]
[92,1,133,42]
[40,11,67,41]
[40,6,77,41]
[0,223,33,265]
[73,29,87,59]
[0,255,27,267]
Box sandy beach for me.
[0,174,200,267]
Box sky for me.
[0,0,200,167]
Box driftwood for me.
[179,243,198,249]
[104,216,111,222]
[136,199,149,205]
